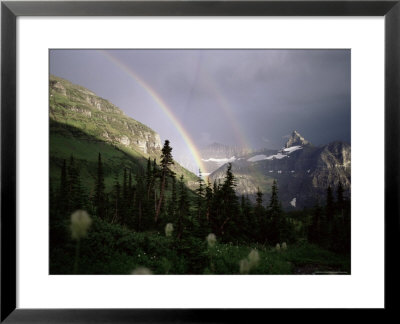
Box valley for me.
[49,74,351,275]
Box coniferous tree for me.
[219,163,240,241]
[124,169,135,228]
[254,187,265,241]
[204,180,213,222]
[50,182,57,217]
[331,181,346,252]
[342,194,351,254]
[324,185,335,247]
[177,175,190,239]
[111,174,121,224]
[267,180,285,244]
[68,155,86,212]
[155,140,174,223]
[195,169,205,219]
[326,186,334,224]
[67,155,76,212]
[210,179,223,237]
[122,168,128,214]
[146,158,152,199]
[152,159,159,215]
[94,153,106,219]
[143,158,155,226]
[58,159,68,215]
[128,170,134,211]
[213,180,218,196]
[167,174,178,224]
[238,194,253,241]
[308,202,322,244]
[50,175,68,247]
[135,174,145,231]
[336,180,344,216]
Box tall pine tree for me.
[155,140,174,223]
[67,155,85,212]
[219,163,240,241]
[94,153,106,219]
[254,187,265,241]
[195,169,205,219]
[57,159,68,215]
[267,180,285,244]
[177,175,190,239]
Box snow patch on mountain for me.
[202,156,236,166]
[266,153,287,160]
[247,152,288,162]
[282,145,303,153]
[247,145,302,162]
[247,154,268,162]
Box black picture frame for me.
[1,0,399,322]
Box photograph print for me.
[49,49,351,275]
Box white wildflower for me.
[70,210,92,240]
[276,243,281,251]
[239,249,261,274]
[248,249,260,268]
[165,223,174,237]
[206,233,217,248]
[282,242,287,250]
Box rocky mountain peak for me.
[285,130,310,148]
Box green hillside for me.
[49,74,198,191]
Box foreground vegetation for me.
[51,215,349,275]
[50,140,350,275]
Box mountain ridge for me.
[208,132,350,209]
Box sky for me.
[50,49,350,168]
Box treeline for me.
[50,140,350,253]
[306,183,351,253]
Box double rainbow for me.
[99,50,206,174]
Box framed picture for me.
[1,0,399,321]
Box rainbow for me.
[207,83,251,152]
[181,51,251,152]
[99,50,206,175]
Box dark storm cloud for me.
[50,49,350,157]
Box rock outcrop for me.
[49,74,162,157]
[285,130,311,148]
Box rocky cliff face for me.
[50,75,162,157]
[200,142,251,159]
[311,141,351,189]
[209,132,350,209]
[199,142,252,174]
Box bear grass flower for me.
[70,210,92,240]
[165,223,174,237]
[276,243,281,251]
[70,210,92,273]
[282,242,287,250]
[240,249,260,274]
[248,249,260,268]
[206,233,217,248]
